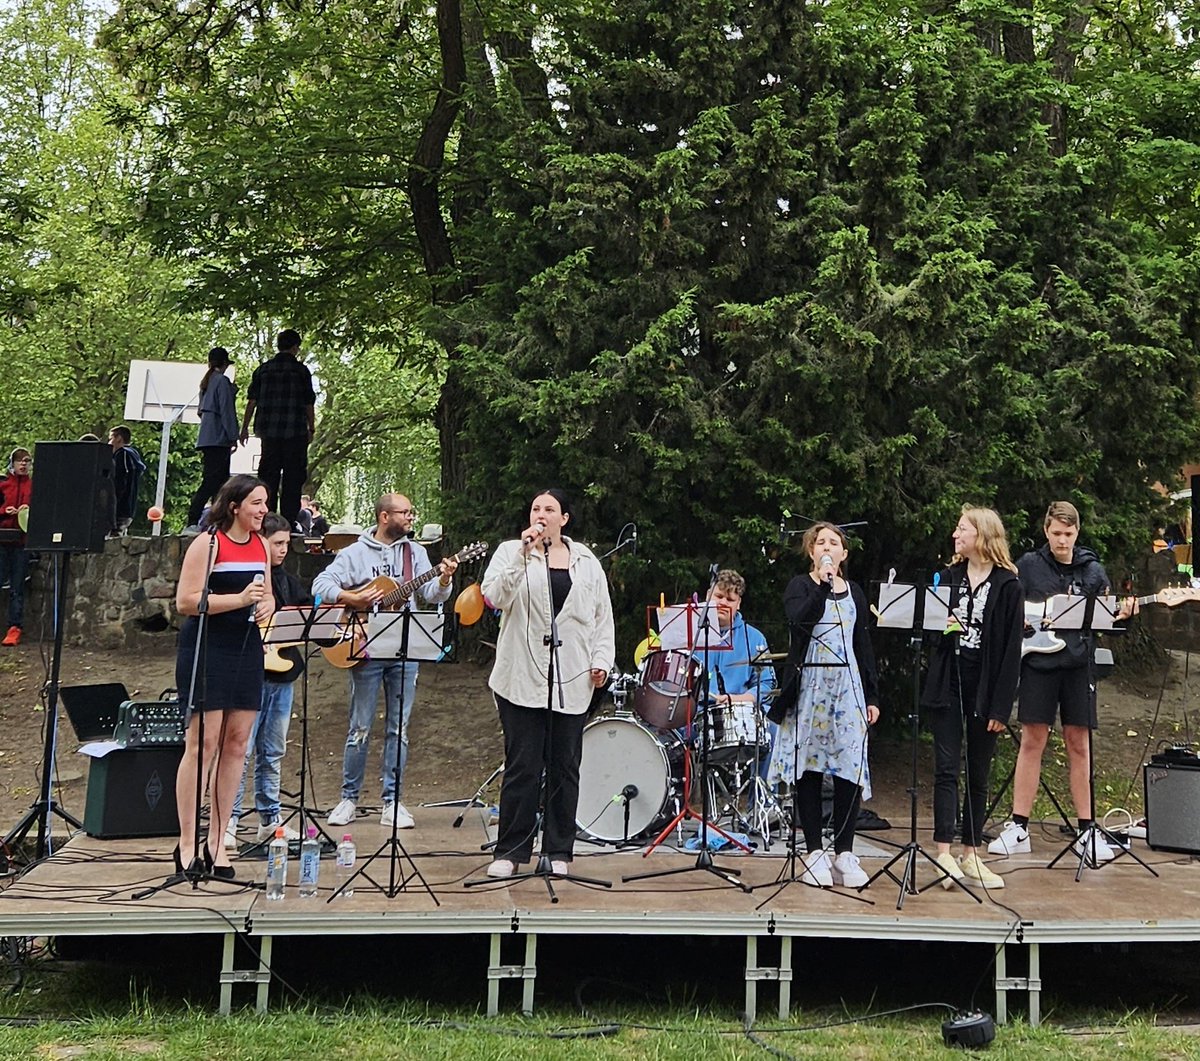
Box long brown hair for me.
[952,506,1018,573]
[207,475,267,531]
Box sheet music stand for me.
[328,607,444,904]
[625,588,751,891]
[1043,594,1158,881]
[257,605,343,848]
[863,580,981,909]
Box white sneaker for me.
[550,860,569,875]
[257,818,300,843]
[831,850,869,888]
[800,849,833,887]
[223,819,240,852]
[486,859,515,878]
[327,799,357,827]
[1073,826,1116,866]
[380,802,415,829]
[987,821,1031,856]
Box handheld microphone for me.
[248,572,264,621]
[819,553,834,583]
[523,521,546,546]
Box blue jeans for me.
[0,546,29,628]
[341,659,418,804]
[232,680,295,824]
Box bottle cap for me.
[342,833,353,841]
[307,826,317,838]
[275,826,285,838]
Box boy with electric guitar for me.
[988,501,1138,863]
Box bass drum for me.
[576,716,682,842]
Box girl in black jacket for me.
[921,507,1023,890]
[768,522,879,889]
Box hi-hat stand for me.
[864,581,980,909]
[625,571,749,891]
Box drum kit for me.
[575,648,786,847]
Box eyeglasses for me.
[386,508,414,517]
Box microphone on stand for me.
[819,553,834,584]
[522,521,546,546]
[630,525,637,556]
[614,784,639,803]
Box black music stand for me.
[329,606,444,904]
[253,604,343,850]
[862,581,981,909]
[625,573,749,891]
[1044,593,1158,881]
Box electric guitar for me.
[321,541,489,668]
[1022,586,1200,657]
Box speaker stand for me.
[3,553,83,860]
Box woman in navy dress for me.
[174,474,273,877]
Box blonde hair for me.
[953,506,1017,573]
[802,521,849,574]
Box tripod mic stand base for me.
[863,842,982,910]
[465,855,612,903]
[623,845,748,891]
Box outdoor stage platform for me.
[1,806,1197,1023]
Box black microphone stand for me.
[626,565,748,891]
[466,533,611,901]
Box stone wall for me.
[21,536,333,650]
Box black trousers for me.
[257,436,308,525]
[930,656,997,846]
[796,771,861,854]
[495,695,587,863]
[188,446,231,526]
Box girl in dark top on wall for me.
[921,506,1023,891]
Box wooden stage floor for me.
[1,806,1198,1020]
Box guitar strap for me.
[402,539,414,582]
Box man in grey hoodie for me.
[313,494,458,829]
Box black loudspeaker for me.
[1144,756,1200,855]
[83,746,182,839]
[25,441,114,553]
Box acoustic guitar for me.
[1021,586,1200,657]
[321,541,489,668]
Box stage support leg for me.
[995,941,1041,1027]
[218,932,272,1015]
[486,932,537,1016]
[745,935,793,1022]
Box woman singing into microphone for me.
[480,488,616,879]
[921,506,1023,890]
[767,522,879,889]
[173,474,273,879]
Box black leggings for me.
[795,771,861,854]
[188,445,231,526]
[930,655,997,846]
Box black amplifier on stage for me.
[83,746,183,840]
[1144,749,1200,855]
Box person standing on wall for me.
[240,329,315,527]
[188,347,240,530]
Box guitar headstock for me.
[1156,585,1200,607]
[455,541,489,564]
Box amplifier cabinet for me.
[1144,758,1200,855]
[83,746,183,839]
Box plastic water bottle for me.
[266,826,288,900]
[334,833,356,899]
[298,826,320,898]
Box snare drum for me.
[632,649,700,729]
[703,699,766,764]
[576,716,683,842]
